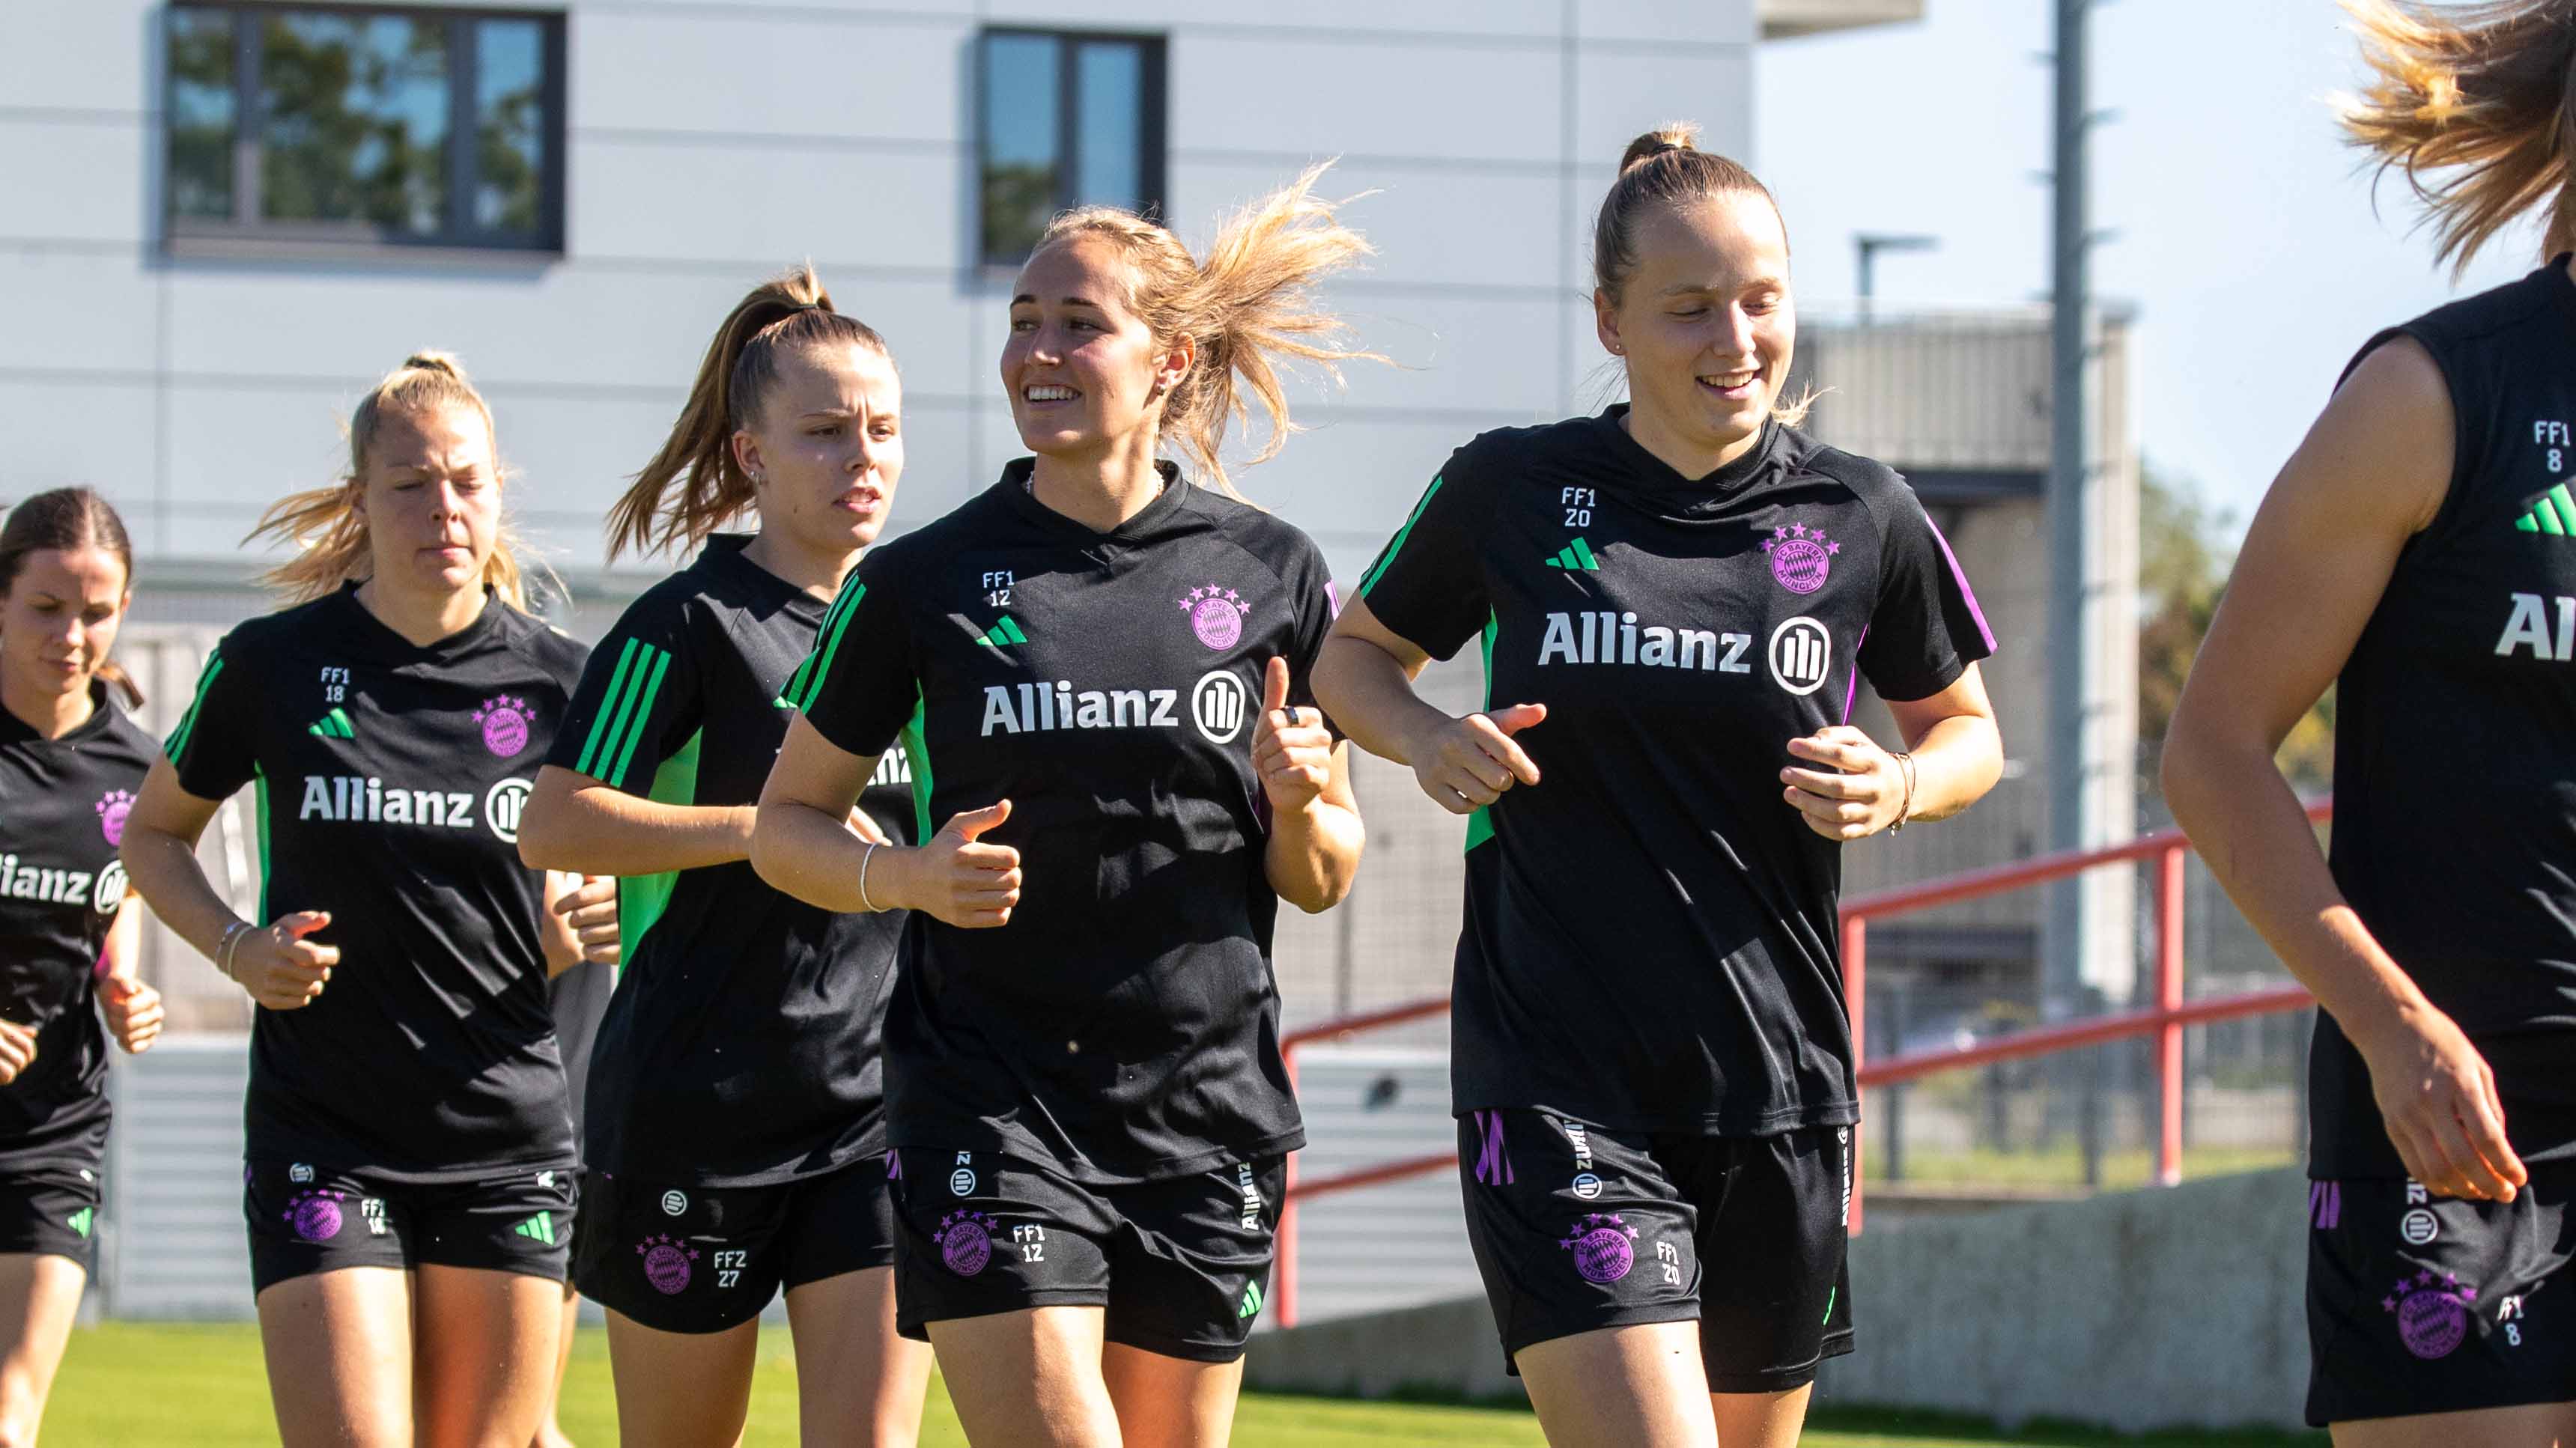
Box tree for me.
[2137,463,2333,800]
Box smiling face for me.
[1002,234,1191,464]
[352,402,502,601]
[0,544,130,710]
[1594,192,1795,469]
[732,339,905,556]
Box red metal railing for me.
[1270,800,2332,1329]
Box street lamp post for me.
[1854,232,1939,322]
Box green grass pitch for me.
[43,1321,2321,1445]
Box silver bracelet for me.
[858,842,883,913]
[216,920,252,980]
[1888,752,1919,833]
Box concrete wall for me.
[1245,1167,2315,1434]
[1247,1295,1527,1404]
[1821,1166,2309,1432]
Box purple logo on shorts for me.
[473,696,532,758]
[1178,585,1249,651]
[937,1210,996,1277]
[284,1190,346,1244]
[94,790,133,847]
[1560,1212,1639,1285]
[2384,1269,2475,1360]
[638,1233,698,1295]
[1763,523,1838,595]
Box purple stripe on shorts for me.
[884,1150,902,1181]
[1925,517,1997,654]
[1471,1110,1514,1186]
[2309,1179,2341,1229]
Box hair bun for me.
[399,350,467,381]
[1619,124,1702,174]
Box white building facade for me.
[9,0,1915,602]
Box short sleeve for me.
[782,550,920,760]
[1352,451,1489,660]
[1280,529,1340,723]
[547,594,702,794]
[165,636,259,801]
[1856,491,1998,703]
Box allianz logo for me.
[979,669,1251,745]
[2497,592,2576,660]
[295,775,533,845]
[1537,610,1754,673]
[0,854,124,916]
[1535,610,1836,696]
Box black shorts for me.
[245,1158,577,1294]
[2306,1166,2576,1426]
[0,1158,102,1266]
[889,1147,1284,1363]
[1457,1110,1854,1394]
[571,1153,898,1334]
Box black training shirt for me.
[1358,407,1993,1136]
[547,535,911,1186]
[2312,258,2576,1176]
[0,688,153,1171]
[789,461,1334,1183]
[165,585,585,1181]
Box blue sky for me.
[1758,0,2539,531]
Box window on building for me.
[165,4,566,254]
[979,28,1166,265]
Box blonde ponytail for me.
[250,351,541,609]
[1037,162,1382,497]
[607,265,889,560]
[2340,0,2576,274]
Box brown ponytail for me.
[1036,162,1382,498]
[0,487,143,708]
[1594,123,1813,427]
[1596,122,1782,305]
[2340,0,2576,274]
[607,265,890,561]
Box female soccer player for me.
[514,269,934,1447]
[121,353,617,1448]
[753,170,1369,1447]
[1314,127,2001,1448]
[2165,4,2576,1441]
[0,488,165,1444]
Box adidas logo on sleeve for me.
[1544,538,1603,571]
